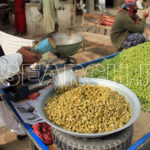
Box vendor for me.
[0,45,41,143]
[110,0,149,51]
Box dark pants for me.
[0,45,4,101]
[122,33,146,49]
[0,45,5,56]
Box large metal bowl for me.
[51,33,83,57]
[37,78,141,138]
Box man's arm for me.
[124,12,149,34]
[124,16,146,34]
[0,46,42,82]
[54,0,62,10]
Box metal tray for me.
[37,78,141,138]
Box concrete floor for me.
[0,127,29,150]
[1,7,150,150]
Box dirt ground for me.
[1,8,150,150]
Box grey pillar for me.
[86,0,94,14]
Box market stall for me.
[1,22,150,149]
[0,49,150,149]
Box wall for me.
[25,3,44,37]
[113,0,124,8]
[58,0,73,32]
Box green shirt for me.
[110,10,146,50]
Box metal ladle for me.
[52,69,78,89]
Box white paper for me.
[11,100,44,125]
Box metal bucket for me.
[37,78,141,138]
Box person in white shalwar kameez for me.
[98,0,107,13]
[0,46,41,136]
[136,0,143,9]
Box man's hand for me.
[17,46,42,64]
[143,11,149,19]
[144,28,149,40]
[135,18,140,24]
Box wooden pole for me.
[71,0,76,26]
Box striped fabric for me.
[0,31,34,55]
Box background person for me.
[111,0,149,51]
[38,0,63,35]
[14,0,26,35]
[98,0,107,13]
[76,0,87,14]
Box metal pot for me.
[51,33,83,57]
[37,78,141,138]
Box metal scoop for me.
[52,69,78,89]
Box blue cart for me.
[0,52,150,150]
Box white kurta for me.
[98,0,106,12]
[38,0,62,34]
[136,0,143,9]
[0,53,26,135]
